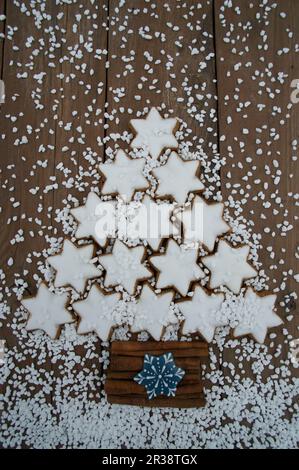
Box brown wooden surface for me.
[214,0,299,374]
[105,341,207,408]
[0,0,298,423]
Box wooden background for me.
[0,0,298,419]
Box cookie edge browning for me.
[21,281,74,340]
[72,283,122,342]
[47,237,102,295]
[129,108,180,160]
[130,281,176,341]
[98,240,154,297]
[201,238,258,295]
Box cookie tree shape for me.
[178,286,225,343]
[134,353,185,399]
[21,283,73,339]
[130,107,178,159]
[99,239,152,296]
[72,285,121,341]
[99,150,149,201]
[131,284,175,341]
[177,195,230,252]
[48,239,101,294]
[202,240,257,294]
[149,239,205,297]
[71,192,116,247]
[127,194,178,252]
[234,288,282,343]
[153,152,204,204]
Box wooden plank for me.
[0,1,109,410]
[0,0,5,80]
[104,0,219,162]
[214,0,299,371]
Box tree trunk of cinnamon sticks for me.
[105,341,209,408]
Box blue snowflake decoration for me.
[134,352,185,400]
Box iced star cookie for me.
[234,288,282,343]
[130,107,178,160]
[131,283,175,341]
[202,240,257,294]
[99,149,149,201]
[178,286,225,343]
[176,195,230,252]
[152,152,204,204]
[126,194,178,251]
[149,239,205,297]
[72,284,121,341]
[21,283,74,339]
[99,239,152,296]
[48,239,102,294]
[71,192,116,248]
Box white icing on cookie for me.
[126,194,178,251]
[234,288,282,343]
[202,240,257,294]
[71,192,116,247]
[153,152,204,204]
[99,239,152,295]
[131,284,175,341]
[178,286,225,343]
[99,149,149,201]
[176,195,230,252]
[72,284,121,341]
[48,239,102,294]
[130,107,178,159]
[21,283,73,339]
[149,239,205,297]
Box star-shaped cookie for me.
[99,239,152,295]
[131,284,175,341]
[153,152,204,204]
[71,192,116,247]
[99,149,149,201]
[234,288,282,343]
[202,240,257,294]
[72,284,121,341]
[48,239,102,294]
[126,194,178,251]
[176,195,230,252]
[178,286,225,342]
[149,239,205,297]
[21,283,73,339]
[130,108,178,159]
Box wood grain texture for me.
[214,0,299,373]
[105,341,208,408]
[0,0,298,425]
